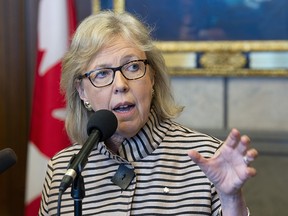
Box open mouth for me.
[113,104,135,112]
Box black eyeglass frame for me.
[77,59,149,88]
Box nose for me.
[113,71,129,93]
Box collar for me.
[96,108,171,163]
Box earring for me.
[84,101,93,111]
[152,89,155,96]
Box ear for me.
[75,79,88,101]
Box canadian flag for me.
[25,0,76,215]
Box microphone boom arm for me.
[59,129,101,193]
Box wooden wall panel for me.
[0,1,87,215]
[0,1,29,215]
[0,3,138,214]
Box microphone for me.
[0,148,17,174]
[59,109,118,193]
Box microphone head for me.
[87,109,118,141]
[0,148,17,174]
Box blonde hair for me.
[61,11,183,145]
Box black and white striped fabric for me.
[39,109,222,215]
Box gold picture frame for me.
[92,0,288,77]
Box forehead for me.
[93,37,145,65]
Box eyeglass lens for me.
[88,60,147,87]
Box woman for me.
[39,11,257,215]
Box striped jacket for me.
[39,109,222,215]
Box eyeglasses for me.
[78,59,149,88]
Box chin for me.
[116,121,142,138]
[117,128,138,139]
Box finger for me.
[243,148,258,164]
[246,167,257,178]
[224,128,241,149]
[237,135,251,154]
[247,148,258,158]
[187,150,207,165]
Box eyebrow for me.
[92,55,143,69]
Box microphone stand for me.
[71,171,85,216]
[64,154,86,216]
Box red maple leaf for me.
[30,50,70,158]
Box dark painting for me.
[125,0,288,41]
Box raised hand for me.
[188,128,258,195]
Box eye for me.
[91,69,112,80]
[126,62,140,72]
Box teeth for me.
[114,105,129,111]
[114,104,133,112]
[119,105,129,108]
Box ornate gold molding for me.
[92,0,100,14]
[157,41,288,76]
[155,41,288,52]
[113,0,125,13]
[200,52,246,69]
[168,68,288,77]
[92,0,125,14]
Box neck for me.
[104,134,125,154]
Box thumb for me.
[187,150,206,164]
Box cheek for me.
[135,81,153,113]
[86,88,112,110]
